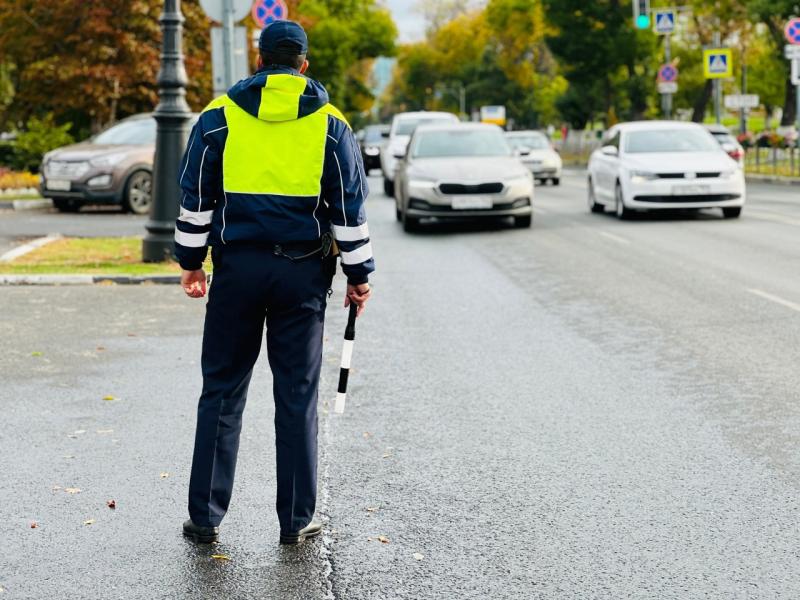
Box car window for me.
[395,116,456,136]
[607,132,621,149]
[506,135,549,150]
[94,118,157,145]
[411,129,511,158]
[364,127,388,143]
[625,129,719,153]
[711,132,737,145]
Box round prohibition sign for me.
[658,64,678,83]
[252,0,288,28]
[786,18,800,45]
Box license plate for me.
[672,184,710,196]
[451,197,493,210]
[46,179,71,191]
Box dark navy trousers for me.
[188,244,332,533]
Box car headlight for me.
[90,152,127,168]
[408,178,437,189]
[365,146,380,156]
[506,175,534,189]
[630,170,658,183]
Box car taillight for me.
[728,148,744,160]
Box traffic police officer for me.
[175,21,373,545]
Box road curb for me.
[0,199,53,210]
[0,234,62,262]
[745,174,800,186]
[0,274,181,286]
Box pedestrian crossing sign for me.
[654,10,675,34]
[703,48,733,79]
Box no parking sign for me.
[252,0,288,28]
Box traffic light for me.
[633,0,650,29]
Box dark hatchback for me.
[357,124,389,172]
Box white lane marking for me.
[747,288,800,313]
[0,234,62,262]
[598,231,631,245]
[746,209,800,227]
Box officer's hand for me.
[345,283,371,317]
[181,269,207,299]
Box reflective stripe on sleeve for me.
[175,229,210,248]
[332,222,369,242]
[340,242,373,265]
[178,207,214,226]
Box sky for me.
[385,0,426,42]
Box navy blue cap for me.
[259,20,308,55]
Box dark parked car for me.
[357,124,389,172]
[40,113,196,214]
[705,124,744,166]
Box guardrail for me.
[744,146,800,178]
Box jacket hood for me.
[226,67,329,123]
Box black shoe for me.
[182,519,219,543]
[280,521,323,545]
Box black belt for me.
[273,233,334,261]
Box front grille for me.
[45,161,90,179]
[656,172,721,179]
[438,182,504,195]
[409,198,516,211]
[633,194,741,203]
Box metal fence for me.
[744,146,800,178]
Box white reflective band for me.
[333,223,370,242]
[178,208,214,226]
[175,229,210,248]
[340,340,354,369]
[340,242,373,265]
[334,392,346,414]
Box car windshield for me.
[395,117,455,136]
[506,135,550,150]
[625,129,719,153]
[412,128,511,158]
[93,118,156,145]
[364,127,388,143]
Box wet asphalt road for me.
[2,172,800,598]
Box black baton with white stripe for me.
[334,302,358,414]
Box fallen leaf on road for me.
[160,472,170,479]
[31,351,43,357]
[377,535,390,544]
[102,396,116,402]
[83,519,95,526]
[107,500,116,509]
[65,488,81,494]
[127,333,137,337]
[363,432,372,439]
[382,453,392,459]
[30,521,38,529]
[413,553,424,560]
[96,429,114,434]
[73,430,86,435]
[367,537,373,542]
[52,485,62,491]
[96,346,106,351]
[63,455,75,459]
[210,554,230,561]
[366,507,379,513]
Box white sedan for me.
[587,121,745,219]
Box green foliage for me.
[11,114,74,173]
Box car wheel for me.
[53,198,81,213]
[123,170,152,215]
[614,182,631,220]
[401,204,420,232]
[588,178,604,213]
[722,206,742,219]
[395,206,402,222]
[551,178,560,186]
[514,215,532,228]
[383,178,394,198]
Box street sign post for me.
[252,0,289,28]
[480,106,506,126]
[724,94,760,110]
[658,63,678,83]
[654,10,675,35]
[785,44,800,59]
[212,26,249,96]
[200,0,251,93]
[792,59,800,86]
[784,19,800,144]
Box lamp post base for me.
[142,223,177,263]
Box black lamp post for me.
[142,0,192,262]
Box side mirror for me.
[516,146,531,157]
[393,150,406,160]
[381,131,390,139]
[601,145,618,157]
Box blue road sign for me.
[654,10,675,34]
[658,64,678,83]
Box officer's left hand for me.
[345,283,371,317]
[181,269,207,298]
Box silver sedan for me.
[393,123,534,231]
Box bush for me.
[0,170,39,191]
[11,114,74,173]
